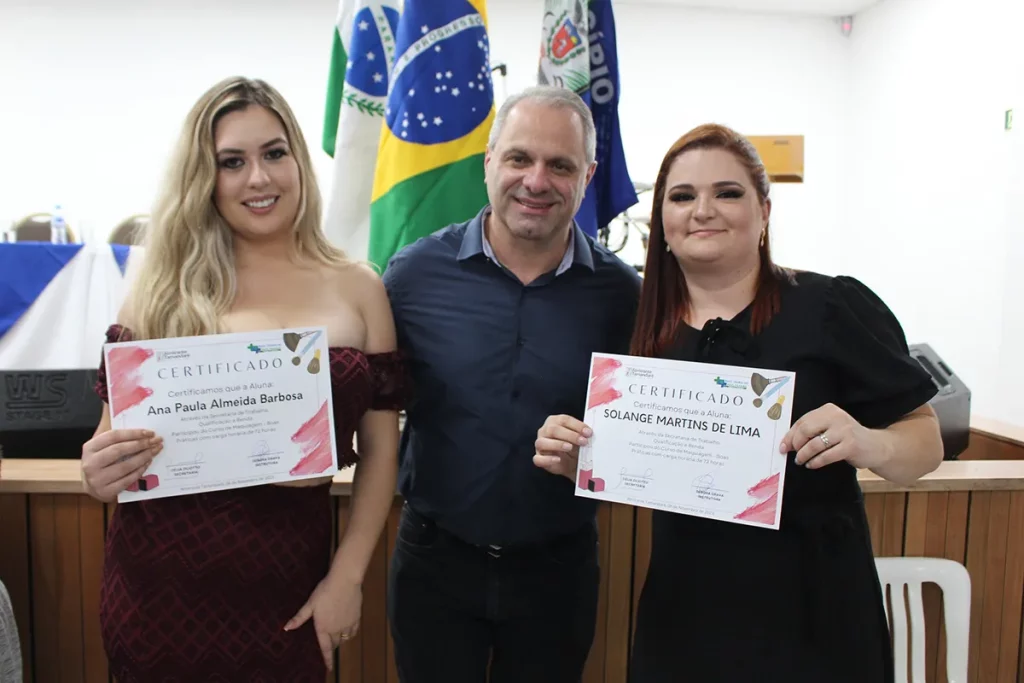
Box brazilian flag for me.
[368,0,494,270]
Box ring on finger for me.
[818,433,832,449]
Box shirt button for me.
[516,337,525,347]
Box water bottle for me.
[50,205,68,244]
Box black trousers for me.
[387,503,600,683]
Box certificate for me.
[103,327,338,502]
[575,353,796,530]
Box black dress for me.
[629,271,938,683]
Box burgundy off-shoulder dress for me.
[93,324,409,683]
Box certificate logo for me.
[749,372,791,417]
[247,343,282,354]
[281,330,325,375]
[716,372,792,420]
[156,350,190,362]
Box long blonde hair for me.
[126,76,348,340]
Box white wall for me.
[615,4,852,275]
[0,0,340,237]
[0,0,852,273]
[847,0,1024,425]
[1000,113,1024,427]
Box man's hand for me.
[533,414,592,481]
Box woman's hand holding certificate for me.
[81,429,164,502]
[782,402,891,471]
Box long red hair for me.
[630,123,790,358]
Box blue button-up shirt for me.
[382,206,642,547]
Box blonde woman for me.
[79,77,408,682]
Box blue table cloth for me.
[0,242,140,370]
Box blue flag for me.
[538,0,637,237]
[580,0,637,236]
[111,243,131,276]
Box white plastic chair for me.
[875,557,971,683]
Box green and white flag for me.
[321,0,401,260]
[538,0,589,94]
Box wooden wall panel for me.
[863,488,1024,683]
[4,458,1024,683]
[26,495,112,683]
[940,492,971,683]
[884,493,910,556]
[602,504,635,682]
[999,493,1024,683]
[54,496,84,683]
[966,492,996,683]
[962,432,1023,460]
[967,491,1024,683]
[902,492,939,683]
[582,503,610,683]
[631,507,651,645]
[79,498,107,683]
[29,494,60,683]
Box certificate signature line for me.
[167,451,205,467]
[250,440,286,465]
[613,467,654,490]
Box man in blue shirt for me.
[382,85,641,683]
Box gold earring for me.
[759,230,766,247]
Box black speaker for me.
[908,344,970,460]
[0,369,103,460]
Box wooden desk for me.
[0,459,358,496]
[962,416,1024,460]
[3,420,1024,683]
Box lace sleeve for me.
[366,350,413,411]
[94,324,133,403]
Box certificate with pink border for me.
[103,327,338,502]
[575,353,796,530]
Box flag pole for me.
[491,63,508,108]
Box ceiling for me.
[613,0,884,17]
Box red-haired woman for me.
[533,124,944,681]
